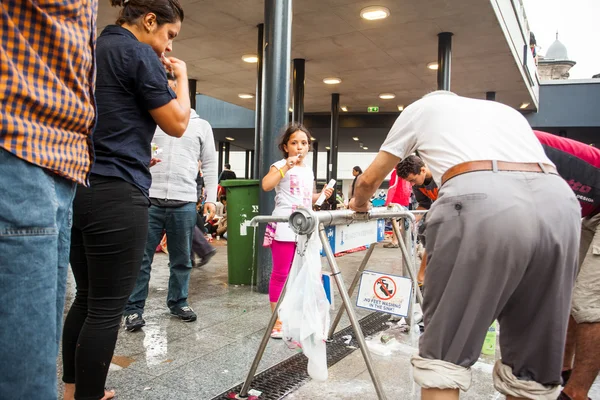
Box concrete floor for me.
[57,239,600,400]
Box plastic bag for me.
[278,233,331,381]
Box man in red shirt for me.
[534,131,600,400]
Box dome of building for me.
[545,34,569,60]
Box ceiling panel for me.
[97,0,534,113]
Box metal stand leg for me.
[392,220,423,306]
[328,242,377,338]
[318,224,388,400]
[237,276,290,398]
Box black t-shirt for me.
[218,170,237,183]
[412,178,438,209]
[91,25,176,196]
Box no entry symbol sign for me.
[374,276,396,300]
[357,271,412,317]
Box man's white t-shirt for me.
[380,91,553,185]
[271,159,314,242]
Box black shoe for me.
[170,306,197,322]
[198,249,217,267]
[124,313,145,331]
[561,369,572,386]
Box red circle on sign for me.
[373,276,396,301]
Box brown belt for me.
[441,160,558,186]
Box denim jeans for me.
[125,202,197,315]
[0,148,76,399]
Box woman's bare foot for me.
[101,389,116,400]
[63,384,115,400]
[63,383,75,400]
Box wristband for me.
[279,168,285,178]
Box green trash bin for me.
[219,179,260,285]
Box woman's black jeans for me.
[62,175,149,399]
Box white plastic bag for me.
[278,233,331,381]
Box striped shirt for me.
[0,0,97,184]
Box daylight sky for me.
[522,0,599,79]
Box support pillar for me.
[328,93,340,210]
[437,32,453,91]
[188,78,197,110]
[253,24,264,179]
[218,141,224,176]
[257,0,293,293]
[292,58,305,124]
[224,141,230,165]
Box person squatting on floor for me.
[534,130,600,400]
[124,105,218,331]
[61,0,189,399]
[0,2,97,399]
[261,123,333,339]
[350,91,581,400]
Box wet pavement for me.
[57,239,600,399]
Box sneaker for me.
[124,313,145,332]
[198,249,217,267]
[170,306,197,322]
[270,319,283,339]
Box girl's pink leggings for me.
[269,240,296,303]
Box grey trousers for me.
[420,170,580,386]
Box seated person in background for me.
[207,195,227,238]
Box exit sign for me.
[367,106,379,113]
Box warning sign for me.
[356,271,412,317]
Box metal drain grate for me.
[210,312,390,400]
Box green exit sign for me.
[367,106,379,113]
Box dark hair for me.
[219,195,227,202]
[353,166,362,174]
[224,163,231,169]
[278,123,312,158]
[396,155,425,178]
[110,0,184,26]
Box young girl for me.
[262,123,333,339]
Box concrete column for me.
[312,140,319,181]
[224,141,230,165]
[218,141,224,176]
[437,32,453,91]
[328,93,340,210]
[257,0,293,294]
[188,78,197,110]
[292,58,305,124]
[245,150,251,178]
[253,23,264,179]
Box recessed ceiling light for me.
[363,146,369,150]
[379,93,395,100]
[325,146,331,150]
[323,77,342,85]
[242,54,258,63]
[427,62,439,70]
[238,93,254,99]
[397,105,404,111]
[519,102,530,109]
[341,106,348,112]
[360,6,390,20]
[352,137,359,141]
[310,137,316,141]
[289,107,293,112]
[225,137,235,141]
